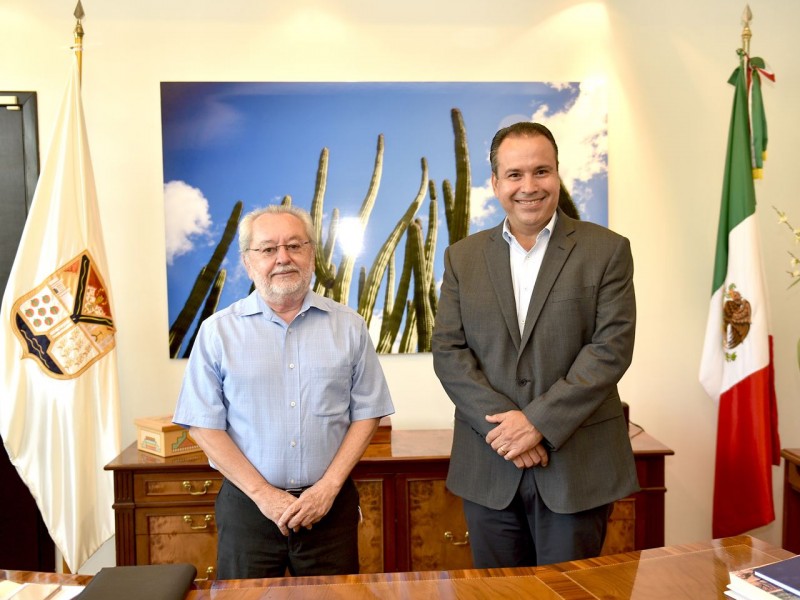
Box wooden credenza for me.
[783,448,800,553]
[105,426,672,578]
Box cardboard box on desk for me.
[135,414,201,457]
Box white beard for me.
[254,265,312,304]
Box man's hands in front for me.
[253,480,339,536]
[485,410,549,469]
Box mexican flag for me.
[699,51,780,538]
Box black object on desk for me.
[77,564,196,600]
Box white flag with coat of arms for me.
[0,53,121,572]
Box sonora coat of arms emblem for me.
[11,250,115,379]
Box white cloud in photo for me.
[532,80,608,195]
[467,81,606,228]
[164,180,212,265]
[470,179,499,228]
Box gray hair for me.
[238,205,316,253]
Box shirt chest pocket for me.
[308,366,352,416]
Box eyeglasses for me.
[246,241,312,258]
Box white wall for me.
[2,0,799,573]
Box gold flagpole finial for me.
[73,1,85,82]
[741,4,752,55]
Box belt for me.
[222,478,311,498]
[283,486,312,497]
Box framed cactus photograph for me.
[160,81,608,356]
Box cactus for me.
[558,181,580,220]
[449,108,471,244]
[382,251,396,324]
[398,301,417,353]
[323,208,339,272]
[182,268,227,358]
[357,267,366,306]
[424,182,439,317]
[309,148,336,289]
[332,135,384,304]
[357,158,428,328]
[428,273,438,317]
[408,219,434,352]
[377,235,414,353]
[442,179,455,243]
[168,200,242,357]
[313,208,339,296]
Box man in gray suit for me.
[432,122,638,568]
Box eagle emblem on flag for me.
[723,283,751,353]
[11,250,115,379]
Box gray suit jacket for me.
[431,209,639,514]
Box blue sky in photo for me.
[160,81,608,354]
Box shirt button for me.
[290,401,296,407]
[289,363,295,369]
[290,479,295,484]
[290,441,296,447]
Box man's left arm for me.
[279,417,379,531]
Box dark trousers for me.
[215,478,360,579]
[462,467,611,568]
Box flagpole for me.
[73,1,84,83]
[741,5,752,54]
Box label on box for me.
[138,428,199,456]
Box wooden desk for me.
[782,448,800,553]
[105,426,673,577]
[3,537,793,599]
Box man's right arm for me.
[432,246,549,468]
[189,426,298,535]
[432,248,515,433]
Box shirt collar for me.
[501,210,558,248]
[241,288,330,318]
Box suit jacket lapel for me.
[519,211,576,351]
[483,224,521,350]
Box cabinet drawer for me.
[355,479,384,574]
[601,498,636,555]
[135,530,217,581]
[134,507,218,581]
[135,507,217,535]
[133,472,223,503]
[407,478,473,571]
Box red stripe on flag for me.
[712,336,780,538]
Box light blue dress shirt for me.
[173,290,395,489]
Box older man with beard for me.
[174,205,394,579]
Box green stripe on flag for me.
[711,54,758,294]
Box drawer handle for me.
[444,531,470,546]
[183,514,213,530]
[183,480,212,495]
[195,566,215,582]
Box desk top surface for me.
[105,424,673,470]
[3,536,792,600]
